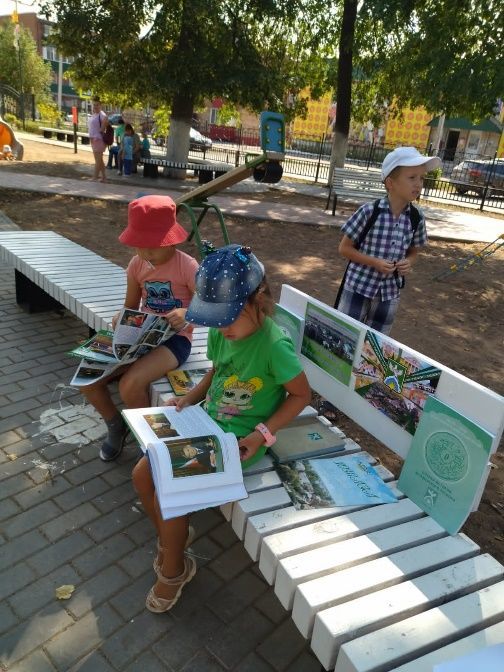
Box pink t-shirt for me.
[127,250,198,341]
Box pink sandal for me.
[146,555,196,613]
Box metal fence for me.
[191,123,504,213]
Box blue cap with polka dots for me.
[186,244,265,327]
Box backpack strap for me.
[408,203,421,237]
[355,198,381,250]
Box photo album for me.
[121,404,247,519]
[68,308,176,387]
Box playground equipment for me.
[176,112,285,257]
[433,233,504,280]
[0,115,24,160]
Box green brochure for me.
[398,395,494,534]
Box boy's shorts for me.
[338,288,400,336]
[161,334,191,367]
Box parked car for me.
[449,159,504,196]
[107,113,124,126]
[189,127,212,151]
[151,127,213,151]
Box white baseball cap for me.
[381,146,441,181]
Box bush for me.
[23,120,40,134]
[37,101,61,125]
[3,113,18,128]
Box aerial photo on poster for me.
[301,302,360,385]
[354,330,442,434]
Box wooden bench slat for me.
[388,619,504,672]
[292,533,479,638]
[334,580,504,672]
[259,497,424,585]
[312,554,504,670]
[275,515,448,611]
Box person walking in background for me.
[336,146,441,335]
[88,97,108,183]
[120,123,141,176]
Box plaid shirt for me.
[341,197,427,301]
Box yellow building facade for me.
[384,108,432,149]
[291,91,334,138]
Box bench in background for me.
[39,126,90,145]
[327,167,385,215]
[140,156,232,183]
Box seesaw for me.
[175,112,285,257]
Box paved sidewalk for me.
[0,252,321,669]
[1,145,503,242]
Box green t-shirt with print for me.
[205,317,303,469]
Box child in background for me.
[79,195,198,461]
[120,123,135,176]
[336,146,441,335]
[140,131,151,159]
[132,244,311,613]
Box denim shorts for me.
[161,334,191,366]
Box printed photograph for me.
[140,329,165,346]
[142,413,179,439]
[167,368,210,396]
[88,332,114,355]
[354,330,442,434]
[151,316,171,331]
[165,436,224,477]
[121,309,147,328]
[114,344,130,360]
[301,302,360,385]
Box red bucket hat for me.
[119,195,188,248]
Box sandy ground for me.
[1,139,503,563]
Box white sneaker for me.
[117,171,122,175]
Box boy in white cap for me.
[336,146,441,335]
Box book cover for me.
[122,404,247,519]
[277,453,398,510]
[273,304,304,353]
[67,330,115,363]
[167,368,210,395]
[269,419,346,463]
[398,395,495,534]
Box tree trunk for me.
[164,91,194,177]
[328,0,358,184]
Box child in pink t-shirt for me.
[80,195,199,461]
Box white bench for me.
[0,230,209,366]
[2,231,502,670]
[326,167,385,215]
[151,283,503,672]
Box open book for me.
[122,404,247,519]
[69,308,176,386]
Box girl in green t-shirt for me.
[132,244,311,614]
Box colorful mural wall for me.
[384,107,431,150]
[292,91,334,138]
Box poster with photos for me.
[354,330,441,435]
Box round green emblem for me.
[425,431,468,481]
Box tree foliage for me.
[354,0,504,124]
[0,22,53,96]
[41,1,333,118]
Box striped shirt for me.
[341,197,427,301]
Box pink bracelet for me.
[255,423,276,447]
